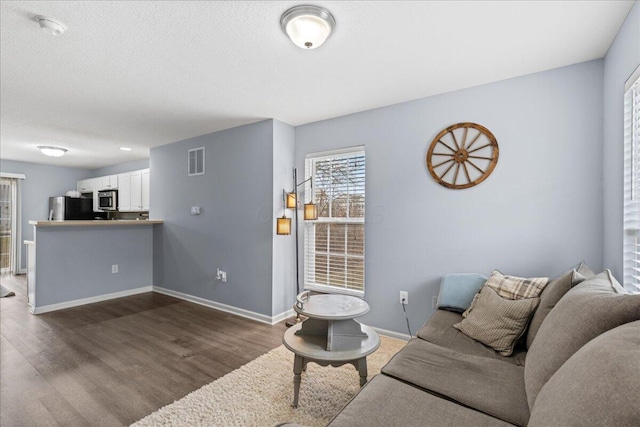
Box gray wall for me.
[92,158,150,177]
[150,120,276,316]
[603,2,640,280]
[272,120,296,316]
[35,225,153,306]
[295,60,605,334]
[0,159,93,270]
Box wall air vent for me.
[188,147,205,176]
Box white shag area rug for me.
[132,336,406,427]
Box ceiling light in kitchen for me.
[37,146,68,157]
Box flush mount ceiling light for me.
[120,147,132,151]
[280,5,335,49]
[34,15,67,35]
[37,146,68,157]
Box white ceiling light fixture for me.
[120,147,132,151]
[280,5,335,50]
[37,146,68,157]
[34,15,66,36]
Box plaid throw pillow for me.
[486,270,549,300]
[463,270,549,317]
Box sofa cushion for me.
[417,310,527,366]
[454,287,539,356]
[524,270,640,410]
[327,375,516,427]
[528,321,640,427]
[381,339,529,426]
[463,270,548,317]
[571,260,596,278]
[436,273,487,312]
[525,269,586,349]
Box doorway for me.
[0,177,18,275]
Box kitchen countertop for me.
[29,220,163,227]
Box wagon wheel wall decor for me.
[426,122,499,189]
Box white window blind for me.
[623,68,640,294]
[304,147,365,296]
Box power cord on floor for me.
[402,302,413,338]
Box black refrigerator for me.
[48,196,94,220]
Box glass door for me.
[0,178,14,275]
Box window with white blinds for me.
[304,147,365,296]
[623,67,640,294]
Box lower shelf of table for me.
[283,322,380,362]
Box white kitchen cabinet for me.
[130,170,142,211]
[81,169,149,212]
[100,175,118,190]
[117,172,131,211]
[141,169,150,211]
[76,179,93,193]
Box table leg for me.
[357,357,368,387]
[292,355,303,408]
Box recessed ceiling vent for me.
[188,147,205,176]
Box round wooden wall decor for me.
[426,122,499,189]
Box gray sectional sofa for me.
[326,268,640,427]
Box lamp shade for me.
[286,192,297,209]
[304,202,318,220]
[280,5,335,49]
[276,216,292,235]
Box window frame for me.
[623,65,640,294]
[303,146,366,297]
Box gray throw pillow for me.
[524,270,640,410]
[572,260,595,278]
[525,269,586,349]
[528,321,640,427]
[453,287,539,356]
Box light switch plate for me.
[191,206,201,215]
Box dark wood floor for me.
[0,275,287,426]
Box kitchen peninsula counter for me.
[26,219,161,314]
[30,220,163,226]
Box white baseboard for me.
[272,308,295,324]
[17,268,27,275]
[152,286,292,325]
[371,326,411,341]
[30,284,412,340]
[32,286,153,315]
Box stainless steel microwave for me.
[98,190,118,211]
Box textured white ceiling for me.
[0,1,634,169]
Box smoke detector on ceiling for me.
[34,15,66,36]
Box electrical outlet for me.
[112,264,118,274]
[400,291,408,305]
[432,296,438,309]
[216,268,227,283]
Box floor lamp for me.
[276,168,317,327]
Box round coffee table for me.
[283,293,380,408]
